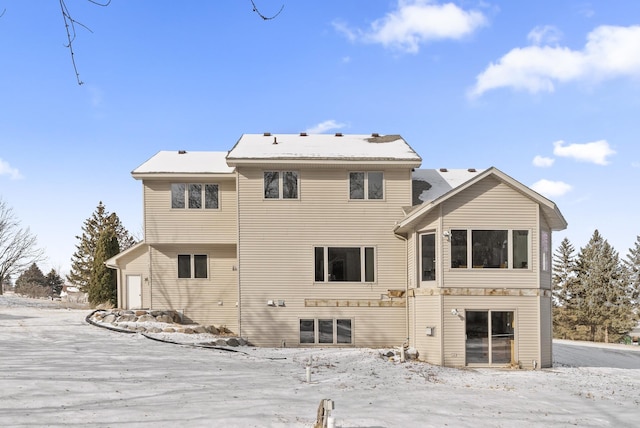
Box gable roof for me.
[397,167,567,233]
[131,151,234,179]
[226,133,422,166]
[412,168,485,205]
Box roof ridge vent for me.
[439,168,448,172]
[263,132,271,136]
[178,150,187,154]
[371,133,380,137]
[300,132,307,136]
[468,168,477,172]
[335,132,343,137]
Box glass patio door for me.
[465,310,514,365]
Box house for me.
[107,133,567,369]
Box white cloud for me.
[334,0,487,54]
[469,25,640,97]
[305,120,346,134]
[0,158,23,180]
[527,25,563,45]
[532,155,555,168]
[530,179,572,197]
[553,140,615,165]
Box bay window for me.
[450,229,530,269]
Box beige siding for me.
[237,167,411,347]
[410,293,442,364]
[113,245,150,309]
[149,244,238,332]
[143,178,237,244]
[441,178,541,289]
[540,296,552,368]
[441,295,540,369]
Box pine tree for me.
[15,263,46,288]
[15,263,47,297]
[552,237,578,339]
[87,227,120,307]
[68,202,136,291]
[573,230,635,342]
[45,269,64,297]
[622,236,640,325]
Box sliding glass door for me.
[466,310,514,365]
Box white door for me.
[126,275,142,309]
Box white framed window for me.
[314,246,375,282]
[172,184,219,209]
[420,232,436,281]
[299,318,352,344]
[264,171,298,199]
[450,229,530,270]
[541,230,550,272]
[349,172,384,200]
[178,254,208,279]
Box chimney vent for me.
[273,137,278,145]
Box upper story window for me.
[451,229,530,269]
[314,246,375,282]
[349,172,384,200]
[264,171,298,199]
[178,254,208,279]
[421,233,436,281]
[172,183,219,209]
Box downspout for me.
[235,169,242,338]
[394,228,410,349]
[439,204,445,366]
[148,244,153,310]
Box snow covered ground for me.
[1,294,639,427]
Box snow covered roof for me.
[132,151,234,176]
[412,168,484,204]
[398,167,567,233]
[226,133,422,165]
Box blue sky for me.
[1,0,639,276]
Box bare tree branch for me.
[0,199,45,294]
[58,0,111,85]
[250,0,284,20]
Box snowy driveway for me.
[1,296,639,427]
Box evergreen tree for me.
[622,235,640,318]
[552,237,578,339]
[45,269,65,297]
[15,263,46,288]
[87,227,120,307]
[15,263,48,298]
[68,202,136,291]
[573,230,635,342]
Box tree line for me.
[1,198,135,307]
[553,230,639,343]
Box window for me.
[349,172,383,200]
[314,246,375,282]
[541,230,550,271]
[451,229,529,269]
[264,171,298,199]
[177,254,208,278]
[465,310,514,365]
[172,183,219,209]
[299,318,352,344]
[421,233,436,281]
